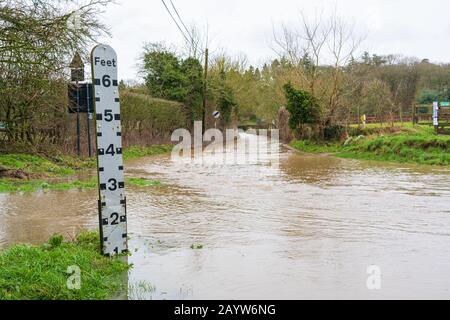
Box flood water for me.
[1,134,449,300]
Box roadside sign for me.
[91,44,127,257]
[70,52,85,69]
[71,69,85,82]
[70,53,85,82]
[68,83,94,113]
[440,102,450,107]
[213,111,221,119]
[433,102,439,126]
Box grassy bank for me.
[0,154,95,178]
[0,145,172,193]
[0,177,161,193]
[290,125,450,166]
[0,178,98,193]
[123,145,173,160]
[0,232,129,300]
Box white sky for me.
[98,0,450,81]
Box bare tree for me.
[325,12,364,125]
[272,9,364,133]
[0,0,112,148]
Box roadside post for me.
[213,111,221,129]
[91,44,128,256]
[361,114,367,129]
[433,102,439,134]
[68,82,94,157]
[70,53,85,156]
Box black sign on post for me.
[70,53,85,156]
[71,69,85,82]
[68,83,94,113]
[69,53,95,157]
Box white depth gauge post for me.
[91,44,128,256]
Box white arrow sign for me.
[433,102,439,126]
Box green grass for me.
[123,145,173,160]
[290,125,450,166]
[0,231,130,300]
[190,244,204,250]
[126,178,161,187]
[0,154,94,177]
[0,177,162,193]
[0,178,97,193]
[0,144,172,193]
[0,145,172,177]
[289,140,342,153]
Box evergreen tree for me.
[283,82,320,130]
[181,57,204,121]
[143,45,186,101]
[142,44,204,122]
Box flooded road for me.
[1,135,450,299]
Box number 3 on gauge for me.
[108,178,117,191]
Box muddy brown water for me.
[1,135,449,300]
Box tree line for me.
[139,13,450,140]
[0,0,188,153]
[2,2,450,154]
[0,0,111,152]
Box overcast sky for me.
[98,0,450,80]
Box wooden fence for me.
[349,114,413,125]
[412,104,450,134]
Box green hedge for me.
[121,91,188,142]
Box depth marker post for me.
[433,101,439,134]
[91,44,128,256]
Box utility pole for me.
[202,48,209,134]
[70,53,84,157]
[76,81,81,156]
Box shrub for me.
[283,82,320,131]
[324,125,345,140]
[120,91,188,145]
[48,234,64,248]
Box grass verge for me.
[0,178,97,193]
[0,154,95,177]
[0,144,172,193]
[126,178,162,187]
[123,145,173,160]
[0,231,130,300]
[290,125,450,166]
